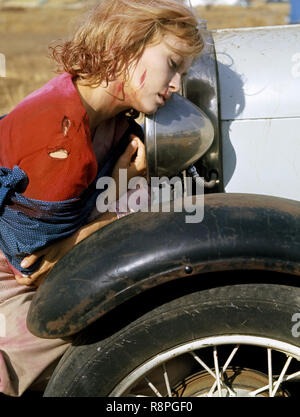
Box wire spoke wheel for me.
[110,335,300,397]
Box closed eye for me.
[170,59,178,70]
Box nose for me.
[169,72,181,93]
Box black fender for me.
[27,193,300,338]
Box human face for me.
[125,34,193,114]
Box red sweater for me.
[0,73,99,201]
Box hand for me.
[14,211,118,287]
[112,134,146,199]
[14,233,76,287]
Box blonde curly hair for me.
[50,0,204,86]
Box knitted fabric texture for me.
[0,152,117,275]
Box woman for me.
[0,0,203,396]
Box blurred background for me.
[0,0,296,113]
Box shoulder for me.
[0,73,88,165]
[6,73,86,140]
[0,73,98,201]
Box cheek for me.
[126,65,162,106]
[139,70,147,88]
[127,70,149,100]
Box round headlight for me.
[144,93,214,181]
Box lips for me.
[157,94,166,104]
[158,92,170,104]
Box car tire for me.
[44,283,300,397]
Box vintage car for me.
[26,22,300,397]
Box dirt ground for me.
[0,0,290,113]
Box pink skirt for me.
[0,249,71,396]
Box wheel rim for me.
[109,335,300,397]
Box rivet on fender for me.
[184,266,193,275]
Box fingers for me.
[15,272,45,288]
[16,250,48,286]
[15,274,36,286]
[119,136,139,166]
[132,136,146,172]
[14,232,74,287]
[129,134,142,149]
[15,259,50,287]
[20,253,41,269]
[112,134,147,192]
[128,135,146,176]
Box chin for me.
[144,110,157,116]
[143,104,159,115]
[134,100,159,116]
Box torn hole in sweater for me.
[61,116,71,137]
[48,149,69,159]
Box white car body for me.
[213,24,300,202]
[190,0,248,6]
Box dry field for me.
[0,0,290,114]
